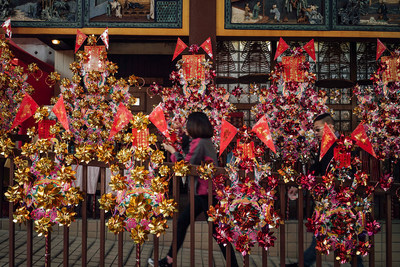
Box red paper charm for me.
[333,147,351,168]
[282,55,305,82]
[219,119,238,156]
[351,124,376,158]
[132,128,149,148]
[75,29,87,53]
[237,141,255,159]
[172,37,188,61]
[380,56,399,83]
[149,104,170,139]
[182,54,206,82]
[319,123,337,161]
[38,120,56,140]
[11,93,39,130]
[108,103,133,140]
[84,46,106,72]
[52,95,70,132]
[252,115,276,153]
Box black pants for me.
[167,195,239,267]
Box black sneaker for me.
[148,257,172,267]
[285,263,299,267]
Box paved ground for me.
[0,229,256,267]
[0,229,344,267]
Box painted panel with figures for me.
[225,0,330,30]
[0,0,82,27]
[333,0,400,31]
[84,0,182,28]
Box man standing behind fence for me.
[286,113,364,267]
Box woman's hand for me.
[162,143,176,154]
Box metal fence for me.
[1,152,399,267]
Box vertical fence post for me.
[136,244,141,267]
[45,232,51,267]
[262,248,268,267]
[333,252,340,267]
[153,235,159,267]
[369,194,375,267]
[118,232,123,267]
[100,167,106,267]
[63,226,69,267]
[279,185,286,267]
[82,164,87,267]
[0,158,4,218]
[189,175,195,267]
[8,157,14,267]
[27,219,33,267]
[208,178,213,267]
[386,193,392,267]
[172,174,179,267]
[298,188,304,267]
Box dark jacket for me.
[171,138,217,195]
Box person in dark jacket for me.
[149,112,239,267]
[287,113,363,267]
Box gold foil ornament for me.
[173,160,190,177]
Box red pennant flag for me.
[11,93,39,130]
[100,28,109,50]
[52,95,70,132]
[200,37,213,59]
[172,37,188,61]
[38,120,56,140]
[75,29,87,53]
[376,39,387,61]
[319,123,337,161]
[1,18,11,38]
[252,115,276,153]
[132,128,149,148]
[303,39,316,61]
[219,118,238,156]
[108,103,133,140]
[274,37,289,60]
[149,104,170,139]
[351,123,376,158]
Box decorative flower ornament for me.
[304,136,380,263]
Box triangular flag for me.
[351,123,376,158]
[172,37,188,61]
[219,119,238,156]
[75,29,87,53]
[274,37,289,60]
[200,37,213,59]
[100,28,109,50]
[108,103,133,140]
[52,95,70,132]
[1,18,11,38]
[376,39,387,61]
[11,93,39,130]
[303,39,316,61]
[149,104,170,139]
[252,115,276,153]
[319,123,337,161]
